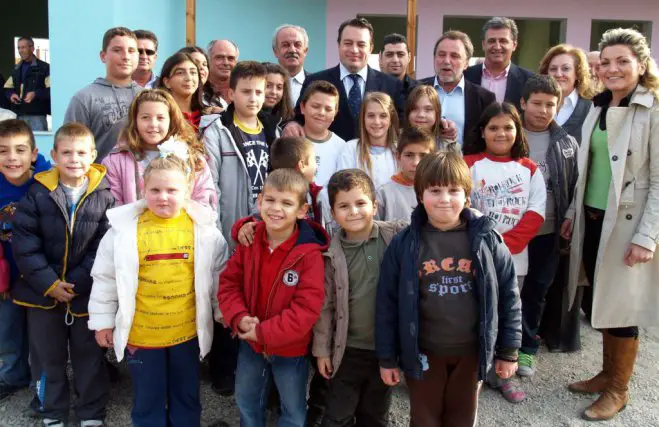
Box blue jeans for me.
[126,338,201,427]
[17,115,48,131]
[235,341,308,427]
[0,299,30,388]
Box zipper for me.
[60,188,93,325]
[262,252,306,355]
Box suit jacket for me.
[402,74,418,97]
[561,96,592,145]
[294,65,405,141]
[464,63,534,111]
[419,76,496,141]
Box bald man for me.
[205,39,239,108]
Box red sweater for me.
[219,217,329,357]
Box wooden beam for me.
[406,0,417,78]
[186,0,196,46]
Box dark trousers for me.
[0,299,30,387]
[27,306,109,421]
[583,207,638,338]
[321,347,391,427]
[126,337,201,427]
[208,322,238,390]
[307,369,329,427]
[521,233,561,354]
[406,353,480,427]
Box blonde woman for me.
[562,28,659,421]
[538,44,595,144]
[337,92,400,188]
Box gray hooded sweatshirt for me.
[64,78,141,161]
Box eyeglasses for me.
[138,48,156,56]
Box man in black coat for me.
[283,18,405,142]
[463,17,534,111]
[420,30,496,147]
[379,33,418,97]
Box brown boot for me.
[569,331,612,393]
[582,335,639,421]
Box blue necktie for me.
[348,74,362,119]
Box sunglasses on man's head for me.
[139,48,156,56]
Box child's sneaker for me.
[499,379,526,403]
[81,421,104,427]
[43,419,64,427]
[517,352,536,377]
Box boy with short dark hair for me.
[11,122,113,427]
[64,27,141,161]
[0,119,50,402]
[201,60,278,250]
[311,169,406,427]
[376,152,522,427]
[219,168,329,427]
[517,74,578,377]
[376,127,435,221]
[299,80,345,187]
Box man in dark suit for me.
[379,33,418,97]
[283,17,405,141]
[273,24,311,107]
[420,30,496,147]
[463,17,534,111]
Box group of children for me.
[0,32,581,427]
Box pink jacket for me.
[102,147,218,209]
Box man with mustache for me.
[273,24,310,108]
[131,30,159,89]
[464,17,534,111]
[205,39,239,110]
[379,33,418,96]
[420,31,495,147]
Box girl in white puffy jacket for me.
[88,142,228,426]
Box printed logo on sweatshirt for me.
[0,202,17,242]
[144,252,190,262]
[282,269,299,286]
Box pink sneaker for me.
[499,380,526,403]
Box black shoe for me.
[106,361,121,383]
[211,382,234,397]
[0,383,20,401]
[207,421,230,427]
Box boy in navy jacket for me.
[376,152,522,427]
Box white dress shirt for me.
[339,63,367,98]
[289,68,306,107]
[556,88,579,126]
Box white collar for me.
[339,62,369,82]
[291,68,306,84]
[433,75,465,94]
[564,88,579,108]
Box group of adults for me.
[0,37,51,130]
[61,15,658,423]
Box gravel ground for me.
[1,319,657,426]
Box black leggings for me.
[582,207,638,338]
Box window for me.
[590,20,652,50]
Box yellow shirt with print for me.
[128,209,197,348]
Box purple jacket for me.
[102,145,218,209]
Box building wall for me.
[45,0,185,153]
[196,0,326,73]
[42,0,326,156]
[325,0,659,77]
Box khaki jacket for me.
[566,85,659,328]
[312,220,407,375]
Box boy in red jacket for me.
[219,168,329,427]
